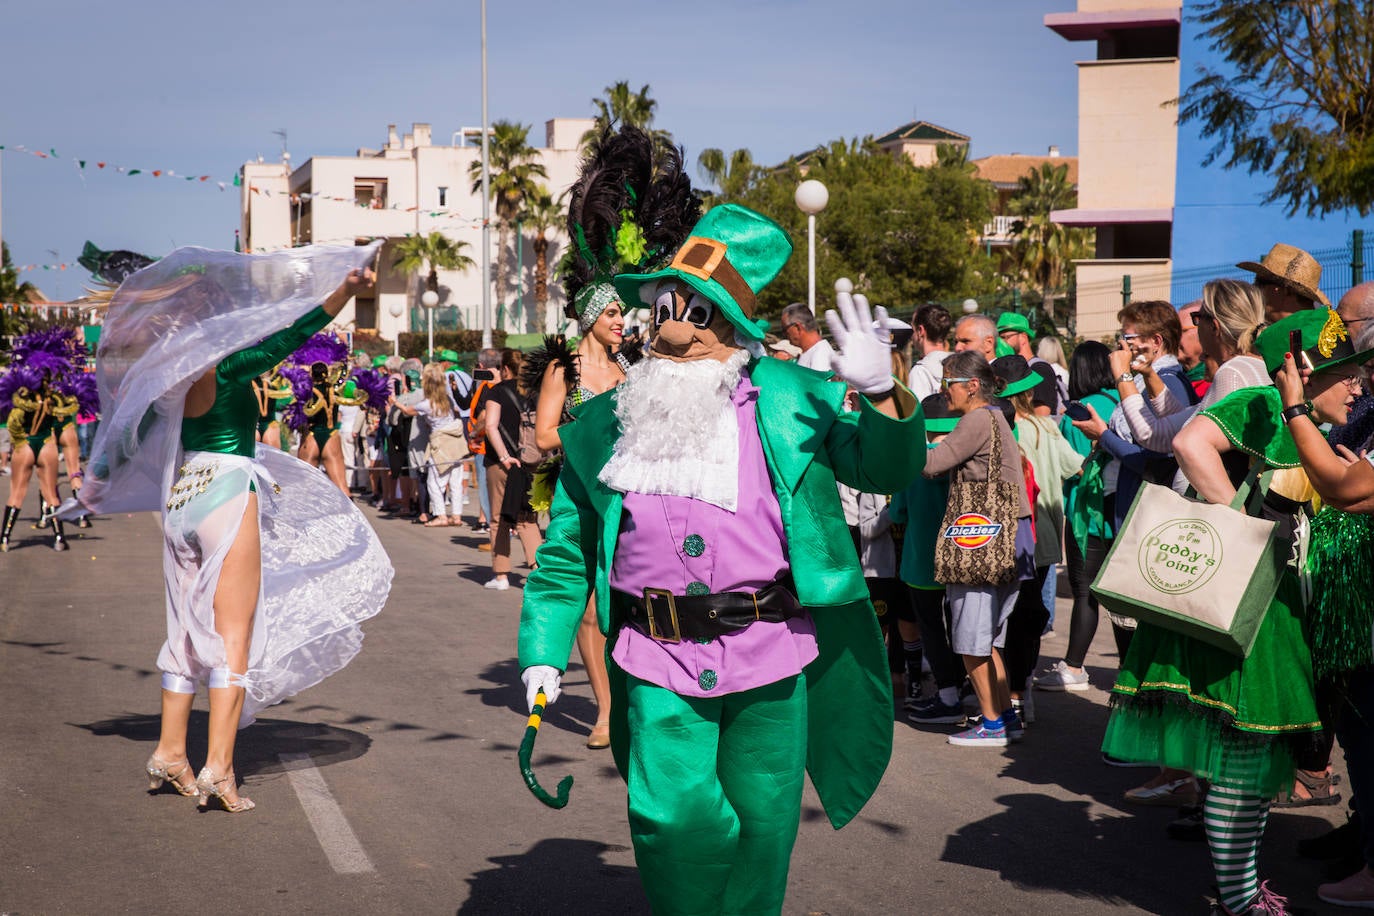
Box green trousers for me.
[625,671,808,916]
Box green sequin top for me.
[180,307,331,457]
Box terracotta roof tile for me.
[972,155,1078,186]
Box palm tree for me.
[0,243,41,338]
[392,231,475,306]
[518,185,564,332]
[1008,163,1093,324]
[468,121,547,318]
[696,148,759,203]
[581,81,672,152]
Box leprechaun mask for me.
[648,282,742,364]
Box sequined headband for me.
[575,282,619,333]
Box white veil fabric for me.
[78,241,383,516]
[72,241,393,723]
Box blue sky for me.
[0,0,1081,301]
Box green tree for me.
[518,185,565,332]
[392,231,475,308]
[697,148,760,204]
[736,137,996,317]
[581,81,673,151]
[1007,162,1093,323]
[468,121,547,314]
[0,243,41,339]
[1178,0,1374,215]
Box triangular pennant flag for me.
[233,173,242,187]
[152,170,162,177]
[199,175,209,182]
[78,160,86,169]
[216,181,226,191]
[97,162,106,168]
[128,169,141,175]
[49,149,58,157]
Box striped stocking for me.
[1204,785,1270,913]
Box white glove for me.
[825,281,894,396]
[521,665,563,713]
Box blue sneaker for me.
[948,721,1009,747]
[907,695,965,725]
[1002,709,1025,742]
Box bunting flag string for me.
[1,144,492,223]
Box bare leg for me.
[153,690,195,762]
[7,445,35,508]
[34,441,62,507]
[320,433,349,497]
[203,492,261,806]
[963,648,1012,721]
[263,423,282,451]
[297,433,321,469]
[576,597,611,745]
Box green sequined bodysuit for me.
[181,307,331,457]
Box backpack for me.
[466,379,495,454]
[1029,356,1069,416]
[493,384,548,466]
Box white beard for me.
[598,349,749,511]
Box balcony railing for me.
[982,214,1019,244]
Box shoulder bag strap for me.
[985,406,1002,502]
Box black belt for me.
[615,575,801,644]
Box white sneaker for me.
[1033,660,1090,692]
[483,577,510,591]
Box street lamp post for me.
[794,179,829,313]
[388,301,405,356]
[421,289,439,360]
[479,0,492,349]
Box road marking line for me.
[278,752,375,874]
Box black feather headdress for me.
[562,126,700,330]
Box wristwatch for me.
[1281,401,1314,424]
[1118,372,1135,383]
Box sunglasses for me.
[941,377,974,390]
[1118,332,1141,342]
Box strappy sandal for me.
[145,755,200,797]
[196,766,256,813]
[1273,767,1342,808]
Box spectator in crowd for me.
[896,394,963,725]
[476,348,542,590]
[1036,336,1070,396]
[996,313,1065,415]
[392,363,468,527]
[780,302,836,372]
[922,350,1034,747]
[952,314,998,363]
[991,355,1083,726]
[468,348,502,535]
[1238,242,1330,323]
[1177,301,1209,398]
[908,303,953,401]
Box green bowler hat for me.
[613,203,793,342]
[996,312,1032,336]
[1256,309,1374,375]
[372,354,389,368]
[439,349,459,362]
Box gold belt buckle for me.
[642,587,682,644]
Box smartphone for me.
[1289,329,1304,364]
[473,368,496,382]
[392,378,402,396]
[1064,400,1092,422]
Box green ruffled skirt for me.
[1101,573,1321,796]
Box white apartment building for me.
[1046,0,1182,341]
[241,118,595,342]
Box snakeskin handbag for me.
[933,409,1021,586]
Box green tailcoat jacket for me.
[518,356,925,828]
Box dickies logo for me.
[942,513,1003,549]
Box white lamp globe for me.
[795,179,829,216]
[388,301,404,319]
[962,298,979,314]
[421,290,439,309]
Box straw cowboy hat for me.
[1236,243,1331,307]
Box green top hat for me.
[996,312,1032,337]
[613,203,793,342]
[1256,309,1374,375]
[371,354,389,369]
[439,349,460,362]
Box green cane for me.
[518,689,573,809]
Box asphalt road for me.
[0,481,1354,915]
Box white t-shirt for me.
[797,338,836,373]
